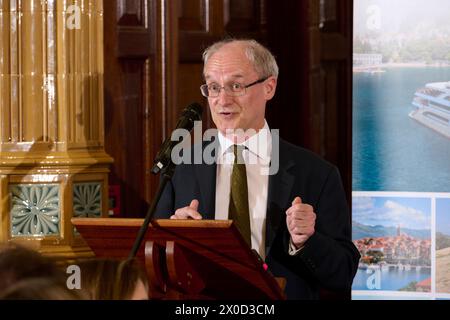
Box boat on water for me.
[409,81,450,139]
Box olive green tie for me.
[228,145,251,247]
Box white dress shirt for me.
[215,121,272,259]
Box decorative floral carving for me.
[73,183,102,218]
[10,185,60,237]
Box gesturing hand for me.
[286,197,316,249]
[170,199,203,220]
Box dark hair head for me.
[0,244,66,293]
[0,277,85,300]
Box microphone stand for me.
[128,163,175,259]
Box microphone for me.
[151,102,203,174]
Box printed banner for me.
[352,0,450,300]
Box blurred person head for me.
[0,243,67,296]
[0,277,85,300]
[76,258,149,300]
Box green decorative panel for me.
[73,183,102,218]
[10,184,61,237]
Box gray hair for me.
[202,39,279,78]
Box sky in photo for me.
[436,198,450,236]
[354,0,450,35]
[353,196,431,229]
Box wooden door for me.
[104,0,176,216]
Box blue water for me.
[353,67,450,192]
[353,267,431,291]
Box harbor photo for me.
[352,194,431,292]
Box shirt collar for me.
[217,120,272,162]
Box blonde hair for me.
[76,258,149,300]
[202,39,279,78]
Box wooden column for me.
[0,0,112,259]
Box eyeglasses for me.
[200,77,269,98]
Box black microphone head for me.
[151,102,203,175]
[182,102,203,121]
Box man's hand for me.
[286,197,316,249]
[170,199,203,220]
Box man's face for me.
[203,43,277,137]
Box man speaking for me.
[154,39,360,300]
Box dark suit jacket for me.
[154,137,360,299]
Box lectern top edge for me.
[71,218,233,229]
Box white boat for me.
[410,81,450,139]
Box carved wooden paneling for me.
[116,0,152,58]
[225,0,264,34]
[104,0,164,217]
[179,0,221,63]
[178,0,208,31]
[179,0,267,62]
[320,0,338,30]
[117,0,146,26]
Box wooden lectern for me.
[71,218,286,300]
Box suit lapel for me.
[265,138,295,251]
